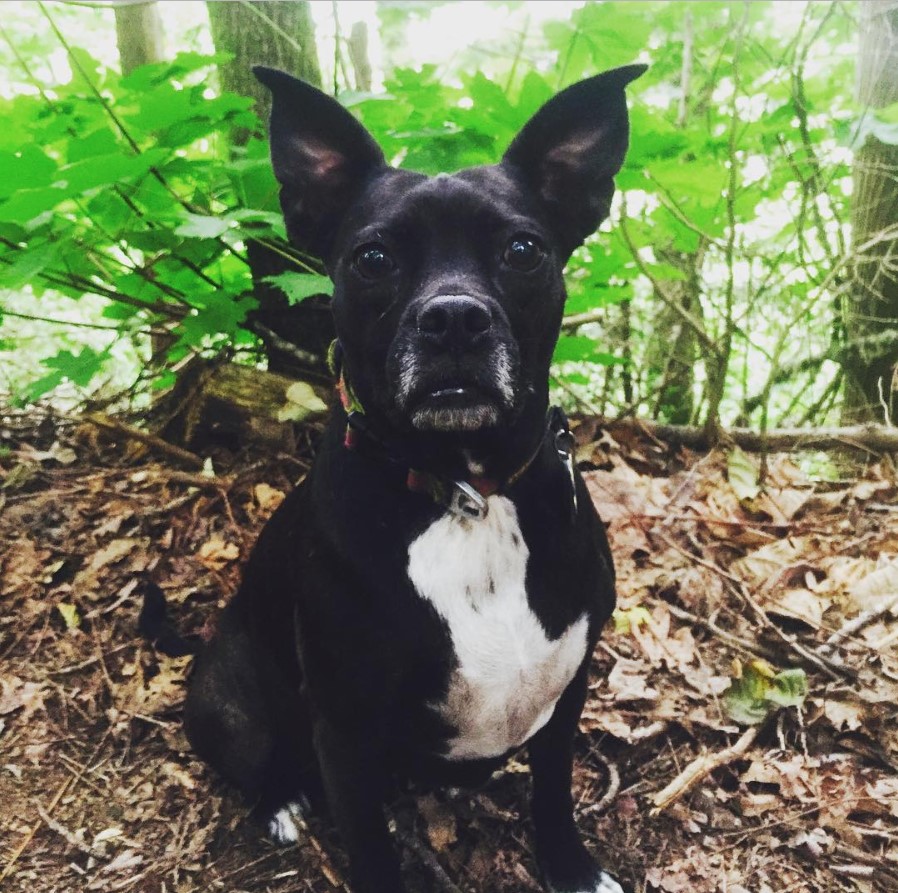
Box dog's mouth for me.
[407,384,503,432]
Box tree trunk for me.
[207,0,322,140]
[114,1,165,75]
[842,0,898,424]
[115,2,167,360]
[644,13,701,426]
[206,1,334,379]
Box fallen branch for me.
[85,413,205,469]
[820,592,898,655]
[578,749,621,817]
[650,726,759,815]
[666,602,780,664]
[36,805,106,861]
[604,418,898,453]
[393,826,463,893]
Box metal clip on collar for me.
[554,427,578,515]
[448,480,489,520]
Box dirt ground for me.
[1,411,897,893]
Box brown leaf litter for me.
[1,411,897,892]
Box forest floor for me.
[1,410,897,893]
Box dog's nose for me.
[417,295,492,349]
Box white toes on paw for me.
[593,872,625,893]
[267,800,308,845]
[549,871,624,893]
[547,871,625,893]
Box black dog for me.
[184,63,644,893]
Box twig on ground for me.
[156,469,232,490]
[0,732,111,882]
[393,826,463,893]
[662,561,781,661]
[603,417,898,454]
[735,585,855,680]
[650,725,760,815]
[85,413,205,469]
[35,805,106,860]
[661,533,855,679]
[820,593,898,654]
[578,750,621,817]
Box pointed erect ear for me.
[501,65,646,257]
[253,66,387,261]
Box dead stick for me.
[820,593,898,654]
[35,805,106,860]
[602,418,898,454]
[85,413,205,468]
[650,726,759,815]
[666,603,780,663]
[0,732,110,881]
[394,827,463,893]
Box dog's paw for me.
[591,872,625,893]
[546,870,626,893]
[266,798,310,845]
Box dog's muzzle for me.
[392,294,518,432]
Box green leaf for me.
[17,370,64,405]
[0,186,68,225]
[0,242,61,290]
[724,661,808,726]
[553,335,626,366]
[174,213,231,240]
[177,293,257,347]
[42,346,108,387]
[263,272,333,305]
[0,146,57,197]
[57,603,81,630]
[58,149,169,196]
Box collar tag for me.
[448,480,489,520]
[554,427,578,514]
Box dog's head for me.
[255,66,644,440]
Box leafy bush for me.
[0,1,863,430]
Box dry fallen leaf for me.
[0,676,46,720]
[848,560,898,614]
[417,793,457,852]
[606,658,659,702]
[765,588,825,627]
[197,535,240,570]
[254,482,285,513]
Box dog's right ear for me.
[253,66,387,261]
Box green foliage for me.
[0,47,284,402]
[0,1,861,429]
[724,660,809,726]
[263,272,333,306]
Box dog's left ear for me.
[502,65,647,257]
[254,66,387,261]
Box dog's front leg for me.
[313,717,404,893]
[529,664,626,893]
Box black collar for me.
[328,340,577,520]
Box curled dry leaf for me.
[606,657,659,702]
[197,535,240,570]
[848,560,898,614]
[0,676,46,720]
[253,482,285,513]
[731,538,808,588]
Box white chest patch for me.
[407,496,588,760]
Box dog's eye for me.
[353,243,395,279]
[503,235,544,272]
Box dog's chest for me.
[406,496,588,760]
